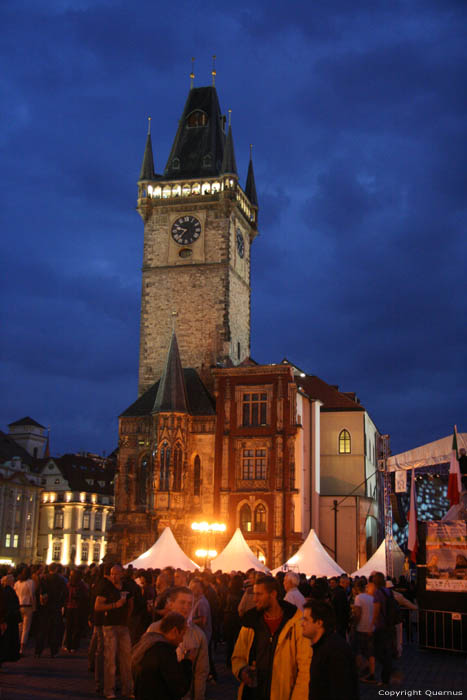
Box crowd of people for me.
[0,561,418,699]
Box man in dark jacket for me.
[132,612,193,700]
[329,576,350,638]
[302,599,359,700]
[35,563,67,658]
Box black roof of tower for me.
[164,86,226,180]
[152,332,188,414]
[245,156,258,207]
[139,131,156,181]
[221,124,237,175]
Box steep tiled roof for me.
[8,416,45,429]
[296,374,365,411]
[0,430,34,466]
[139,131,156,181]
[37,454,115,495]
[120,369,215,418]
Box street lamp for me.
[191,521,226,569]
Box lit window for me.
[242,393,267,427]
[94,512,102,531]
[82,511,91,530]
[186,110,208,127]
[52,542,61,561]
[254,504,267,533]
[242,449,267,480]
[13,534,19,548]
[240,504,252,533]
[182,184,191,197]
[93,543,101,562]
[212,181,220,192]
[339,429,351,454]
[5,534,10,548]
[81,542,89,562]
[54,510,64,529]
[201,182,211,195]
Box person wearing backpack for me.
[371,572,395,685]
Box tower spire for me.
[153,331,188,414]
[245,144,258,207]
[190,57,195,89]
[139,117,156,181]
[211,55,217,86]
[221,110,237,176]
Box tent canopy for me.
[351,540,405,579]
[210,528,270,573]
[273,529,345,577]
[387,432,467,472]
[125,526,200,571]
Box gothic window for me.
[82,511,91,530]
[186,110,208,127]
[173,444,183,491]
[194,456,201,496]
[289,462,295,490]
[94,512,102,531]
[54,510,64,529]
[136,456,149,505]
[254,504,267,532]
[52,541,61,561]
[242,393,267,426]
[81,542,89,562]
[160,442,170,491]
[339,429,351,454]
[242,449,267,480]
[240,504,252,533]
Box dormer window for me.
[202,153,212,167]
[172,157,180,170]
[186,110,208,127]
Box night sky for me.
[2,0,466,458]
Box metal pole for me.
[333,499,338,563]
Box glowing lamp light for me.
[191,521,226,533]
[195,549,217,559]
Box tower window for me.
[339,429,351,454]
[186,110,208,127]
[240,504,252,533]
[254,504,267,532]
[237,342,241,360]
[242,448,267,480]
[242,393,267,426]
[193,456,201,496]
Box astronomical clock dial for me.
[171,215,202,245]
[236,228,245,258]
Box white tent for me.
[351,540,405,579]
[210,528,270,573]
[273,529,345,577]
[125,526,200,571]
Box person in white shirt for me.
[14,567,36,654]
[352,579,377,683]
[283,572,306,611]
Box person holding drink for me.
[94,564,135,699]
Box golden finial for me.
[211,55,217,86]
[249,143,253,159]
[171,311,178,332]
[190,57,195,89]
[147,116,152,135]
[228,109,232,127]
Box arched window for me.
[339,429,351,454]
[186,110,208,127]
[240,504,252,533]
[136,455,149,505]
[173,444,183,491]
[254,504,266,533]
[159,442,170,491]
[193,456,201,496]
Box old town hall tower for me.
[137,83,258,394]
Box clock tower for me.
[137,83,258,394]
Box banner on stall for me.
[395,470,407,493]
[426,521,467,592]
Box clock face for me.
[236,228,245,258]
[171,215,202,246]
